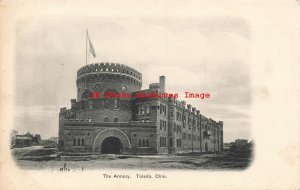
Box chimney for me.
[192,107,196,114]
[71,99,76,109]
[187,104,191,112]
[159,76,165,93]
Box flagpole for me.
[85,29,88,90]
[86,29,88,66]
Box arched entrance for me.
[92,129,131,154]
[101,137,123,154]
[205,142,208,153]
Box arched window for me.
[89,101,93,110]
[104,117,109,122]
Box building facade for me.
[58,63,223,154]
[11,131,41,148]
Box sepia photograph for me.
[1,1,299,190]
[11,16,253,171]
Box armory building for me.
[58,63,223,154]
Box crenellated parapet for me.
[77,62,142,82]
[76,63,143,101]
[63,118,156,127]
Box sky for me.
[14,16,251,142]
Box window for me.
[160,104,163,114]
[150,134,154,137]
[129,102,132,111]
[105,99,109,109]
[177,125,182,133]
[104,117,109,122]
[176,139,181,147]
[77,139,81,146]
[87,133,90,136]
[140,106,145,114]
[81,139,85,146]
[89,102,93,110]
[145,105,149,114]
[68,133,71,136]
[114,118,118,122]
[182,133,187,140]
[203,131,210,139]
[73,139,76,146]
[169,107,173,117]
[138,139,149,147]
[176,112,182,121]
[165,121,167,131]
[174,123,176,132]
[160,120,166,131]
[60,140,64,147]
[159,137,167,147]
[188,134,192,140]
[160,120,162,130]
[169,138,173,147]
[114,99,118,109]
[133,134,137,137]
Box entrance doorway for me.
[101,137,123,154]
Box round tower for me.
[74,62,143,123]
[76,62,142,101]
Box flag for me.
[88,35,96,58]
